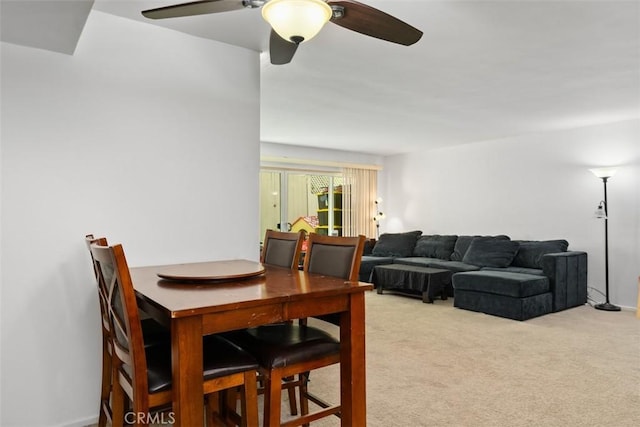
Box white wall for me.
[381,119,639,309]
[0,11,260,427]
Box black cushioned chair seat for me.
[453,271,549,298]
[313,313,341,326]
[138,335,258,394]
[226,324,339,369]
[140,317,170,348]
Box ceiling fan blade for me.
[142,0,247,20]
[327,0,422,46]
[270,30,299,65]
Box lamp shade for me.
[262,0,332,44]
[590,167,618,179]
[373,212,385,220]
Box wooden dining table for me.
[130,259,373,427]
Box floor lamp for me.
[373,198,385,239]
[590,167,621,311]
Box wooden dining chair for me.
[226,233,366,426]
[301,233,365,326]
[255,229,305,415]
[89,241,259,427]
[85,235,115,427]
[85,235,170,427]
[295,233,365,419]
[261,229,305,269]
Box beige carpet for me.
[91,291,639,426]
[299,291,640,427]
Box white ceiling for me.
[3,0,639,156]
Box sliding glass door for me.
[259,170,344,242]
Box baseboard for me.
[58,414,97,427]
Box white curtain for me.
[342,168,378,238]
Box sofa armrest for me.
[541,251,587,311]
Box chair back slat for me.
[261,229,304,270]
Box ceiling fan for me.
[142,0,423,65]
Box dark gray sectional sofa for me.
[360,232,587,320]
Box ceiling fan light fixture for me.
[262,0,332,44]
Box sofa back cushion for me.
[371,231,422,257]
[512,240,569,269]
[450,235,510,261]
[413,235,458,260]
[362,238,377,255]
[462,238,520,268]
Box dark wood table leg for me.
[340,292,367,426]
[172,316,204,427]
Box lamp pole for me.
[595,175,620,311]
[374,198,384,239]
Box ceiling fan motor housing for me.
[243,0,267,9]
[331,5,345,19]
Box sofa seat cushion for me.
[371,231,422,257]
[426,260,481,273]
[359,255,395,282]
[412,235,458,259]
[481,266,545,276]
[393,257,441,268]
[453,271,550,298]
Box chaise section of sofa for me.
[453,271,553,320]
[451,238,587,319]
[477,239,588,312]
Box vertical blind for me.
[342,167,378,238]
